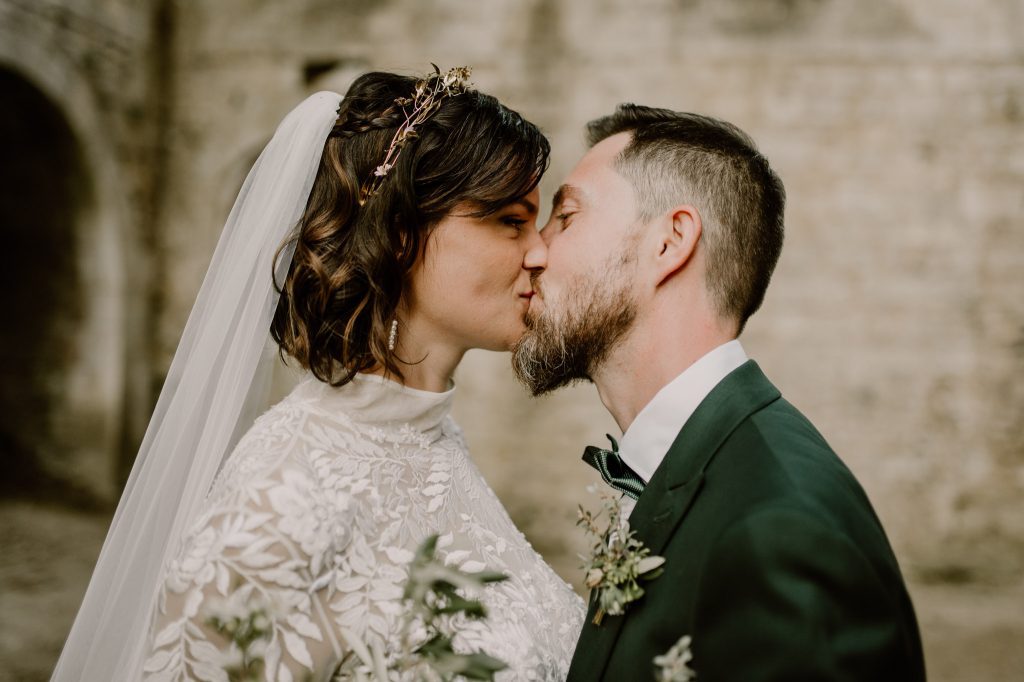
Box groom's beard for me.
[512,261,638,396]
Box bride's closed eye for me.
[556,211,576,228]
[500,215,529,231]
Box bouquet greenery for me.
[205,535,508,681]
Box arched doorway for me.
[0,68,98,506]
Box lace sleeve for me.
[142,460,352,682]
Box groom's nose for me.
[523,226,548,273]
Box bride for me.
[52,68,585,681]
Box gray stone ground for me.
[2,499,1021,682]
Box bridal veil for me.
[51,90,342,681]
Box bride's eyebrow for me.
[507,196,538,216]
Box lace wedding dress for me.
[142,372,585,681]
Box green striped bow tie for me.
[582,434,646,500]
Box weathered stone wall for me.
[155,0,1024,587]
[1,1,1022,678]
[0,0,159,501]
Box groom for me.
[513,105,926,680]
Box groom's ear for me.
[653,205,702,286]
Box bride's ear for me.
[653,204,702,286]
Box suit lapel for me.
[569,361,780,681]
[629,361,780,555]
[569,476,706,681]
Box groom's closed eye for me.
[547,184,585,235]
[540,210,568,240]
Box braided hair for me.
[271,71,550,386]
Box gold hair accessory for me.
[358,65,473,205]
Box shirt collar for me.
[618,339,748,483]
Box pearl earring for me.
[387,319,398,351]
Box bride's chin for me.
[479,323,527,353]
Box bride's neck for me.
[366,317,464,393]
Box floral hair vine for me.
[358,64,473,205]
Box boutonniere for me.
[577,488,665,625]
[654,634,696,681]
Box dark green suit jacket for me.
[567,361,926,681]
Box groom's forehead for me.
[580,132,631,173]
[559,134,632,200]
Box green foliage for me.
[333,534,510,681]
[399,533,509,680]
[204,593,275,682]
[212,535,509,681]
[578,489,665,625]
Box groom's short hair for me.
[587,105,785,332]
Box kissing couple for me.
[53,67,926,681]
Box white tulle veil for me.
[51,90,343,681]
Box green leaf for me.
[637,556,665,575]
[415,633,455,657]
[642,567,665,582]
[473,570,509,584]
[414,534,440,561]
[427,651,509,679]
[434,594,487,618]
[453,652,509,680]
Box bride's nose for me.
[523,226,548,273]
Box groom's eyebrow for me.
[552,184,583,210]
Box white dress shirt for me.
[618,339,749,519]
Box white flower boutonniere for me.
[654,634,696,681]
[577,488,665,625]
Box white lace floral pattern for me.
[143,373,585,681]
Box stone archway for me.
[0,68,92,503]
[0,66,126,508]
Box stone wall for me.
[153,0,1024,587]
[0,0,159,502]
[2,0,1023,679]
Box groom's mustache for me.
[530,271,544,298]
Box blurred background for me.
[1,0,1022,679]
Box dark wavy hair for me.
[271,71,550,386]
[587,105,785,333]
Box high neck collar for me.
[299,371,455,441]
